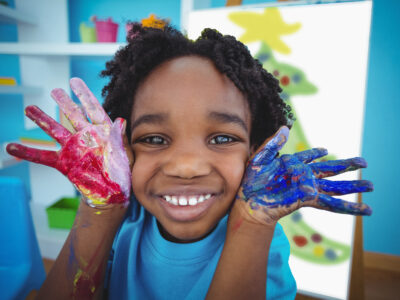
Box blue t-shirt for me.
[106,201,296,299]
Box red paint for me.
[232,217,244,233]
[7,125,128,205]
[273,70,280,77]
[71,236,107,299]
[73,260,105,299]
[280,75,290,86]
[25,105,71,144]
[292,175,301,182]
[293,235,308,247]
[6,143,59,168]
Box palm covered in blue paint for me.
[236,127,373,225]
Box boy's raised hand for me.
[7,78,132,207]
[236,126,373,225]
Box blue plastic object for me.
[0,177,46,300]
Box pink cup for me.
[94,17,119,43]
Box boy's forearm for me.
[206,201,276,300]
[37,202,127,300]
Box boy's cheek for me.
[219,156,247,190]
[130,162,148,194]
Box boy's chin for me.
[156,220,217,244]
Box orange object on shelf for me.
[0,77,17,86]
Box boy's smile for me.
[130,56,251,242]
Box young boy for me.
[7,23,372,299]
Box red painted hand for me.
[7,78,132,207]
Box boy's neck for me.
[156,220,217,244]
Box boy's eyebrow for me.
[131,113,168,131]
[208,111,248,132]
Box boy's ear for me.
[249,144,257,156]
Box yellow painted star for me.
[229,8,301,54]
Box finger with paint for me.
[236,127,373,225]
[7,78,132,207]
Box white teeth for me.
[171,196,178,205]
[178,196,188,206]
[162,194,213,206]
[188,196,197,206]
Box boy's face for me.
[130,56,251,242]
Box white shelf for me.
[0,85,42,95]
[0,42,126,57]
[0,5,37,25]
[30,202,69,260]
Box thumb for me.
[110,118,134,169]
[251,126,289,165]
[105,118,132,198]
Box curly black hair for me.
[101,23,293,149]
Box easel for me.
[224,1,366,299]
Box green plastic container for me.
[79,22,97,43]
[46,196,80,229]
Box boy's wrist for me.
[75,200,128,229]
[228,200,276,239]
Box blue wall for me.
[1,0,399,256]
[361,0,400,256]
[68,0,181,104]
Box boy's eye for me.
[209,135,237,145]
[137,135,167,145]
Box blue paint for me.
[310,157,367,178]
[318,179,373,195]
[238,129,373,218]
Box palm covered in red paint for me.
[7,78,131,206]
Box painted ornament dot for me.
[293,235,308,247]
[291,212,302,222]
[292,73,301,83]
[280,75,290,86]
[257,53,270,62]
[325,249,337,260]
[273,70,280,77]
[313,245,324,257]
[311,233,322,243]
[280,92,289,100]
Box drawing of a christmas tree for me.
[229,8,351,264]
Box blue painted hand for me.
[236,127,373,225]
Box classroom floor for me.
[38,258,400,300]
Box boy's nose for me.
[162,150,212,179]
